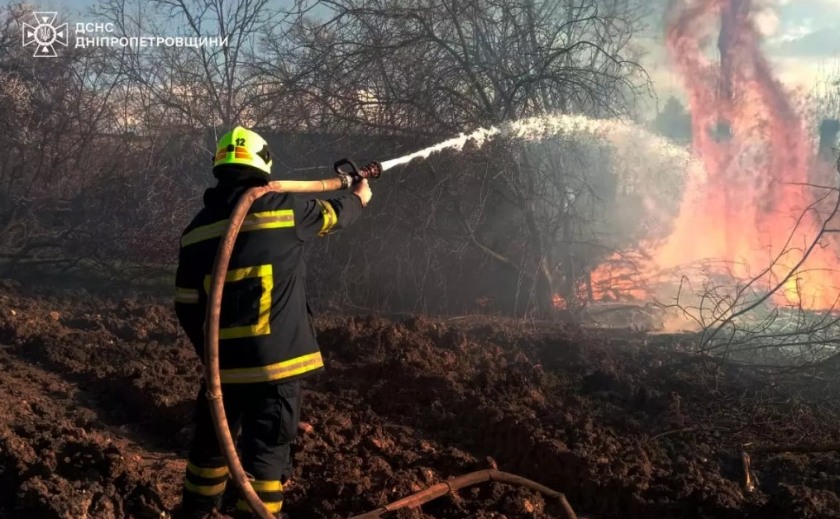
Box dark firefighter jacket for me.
[174,182,362,384]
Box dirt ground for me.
[2,280,840,518]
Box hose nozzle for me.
[334,159,382,189]
[359,161,383,179]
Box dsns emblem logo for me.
[22,12,68,58]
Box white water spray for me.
[380,114,698,172]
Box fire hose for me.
[203,159,577,519]
[347,470,578,519]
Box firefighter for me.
[173,126,371,519]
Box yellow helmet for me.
[213,126,272,176]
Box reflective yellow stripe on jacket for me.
[181,210,294,247]
[175,287,199,304]
[203,264,273,340]
[220,351,324,384]
[317,200,338,236]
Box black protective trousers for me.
[181,379,302,516]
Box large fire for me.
[592,0,840,312]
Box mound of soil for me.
[1,280,840,518]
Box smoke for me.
[752,6,779,36]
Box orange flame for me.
[593,0,840,310]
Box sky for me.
[17,0,840,114]
[762,0,840,89]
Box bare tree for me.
[292,0,653,316]
[96,0,314,131]
[0,5,135,271]
[0,0,658,318]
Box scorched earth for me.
[1,280,840,518]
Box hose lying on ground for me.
[348,469,578,519]
[205,178,578,519]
